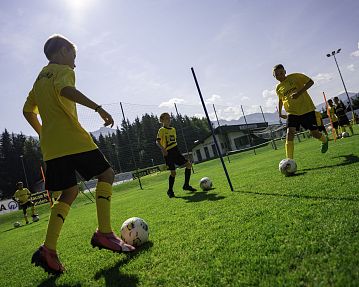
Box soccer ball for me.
[32,215,40,222]
[120,217,149,247]
[13,222,21,228]
[199,177,212,191]
[279,158,297,176]
[341,132,350,138]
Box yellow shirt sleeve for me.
[53,66,75,95]
[23,90,39,114]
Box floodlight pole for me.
[326,49,355,122]
[19,155,29,188]
[191,67,234,191]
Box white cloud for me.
[347,64,355,71]
[312,73,332,84]
[241,96,249,101]
[159,98,185,108]
[204,94,221,104]
[351,42,359,57]
[262,89,277,110]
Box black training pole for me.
[191,67,234,191]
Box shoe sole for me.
[31,249,64,275]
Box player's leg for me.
[183,161,197,192]
[167,170,176,198]
[22,205,29,224]
[285,127,296,159]
[301,111,328,153]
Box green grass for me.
[1,127,359,287]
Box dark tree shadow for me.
[93,241,153,287]
[300,154,359,172]
[178,191,226,203]
[36,276,82,287]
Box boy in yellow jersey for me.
[315,111,328,136]
[273,64,328,159]
[156,113,196,198]
[23,34,134,275]
[333,97,354,136]
[12,182,38,224]
[327,99,339,138]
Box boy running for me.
[273,64,328,159]
[12,181,38,224]
[23,34,134,275]
[333,97,354,135]
[156,113,196,198]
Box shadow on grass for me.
[93,241,153,287]
[35,242,153,287]
[238,190,359,202]
[178,190,226,203]
[300,154,359,172]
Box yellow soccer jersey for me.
[276,73,316,116]
[23,64,97,161]
[157,127,177,151]
[328,106,338,122]
[14,188,31,205]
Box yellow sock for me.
[44,201,70,250]
[285,140,294,159]
[320,135,327,143]
[96,182,112,233]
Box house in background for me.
[191,122,270,163]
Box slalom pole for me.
[40,165,52,207]
[323,92,337,141]
[213,104,231,163]
[191,67,234,192]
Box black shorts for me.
[337,116,350,126]
[20,201,34,214]
[164,146,187,171]
[45,149,111,191]
[332,121,339,129]
[287,111,318,131]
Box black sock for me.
[184,168,191,186]
[169,175,175,191]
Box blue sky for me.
[1,0,359,136]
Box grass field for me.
[1,127,358,287]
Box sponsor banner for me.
[132,165,164,179]
[31,191,50,206]
[0,199,19,215]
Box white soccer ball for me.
[279,158,297,176]
[199,177,212,191]
[341,132,349,138]
[120,217,149,247]
[32,215,40,222]
[13,221,21,228]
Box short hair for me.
[17,181,23,187]
[273,64,285,71]
[159,112,170,123]
[333,97,339,100]
[328,99,333,104]
[44,34,76,60]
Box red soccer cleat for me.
[31,245,65,275]
[91,229,135,253]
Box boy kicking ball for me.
[156,112,197,198]
[23,34,135,275]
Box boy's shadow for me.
[36,242,153,287]
[93,241,153,287]
[178,189,225,203]
[301,154,359,172]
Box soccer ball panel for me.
[341,132,349,138]
[279,159,297,176]
[199,177,212,191]
[120,217,149,246]
[13,222,21,228]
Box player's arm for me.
[23,112,42,136]
[156,134,168,156]
[292,79,314,99]
[278,99,287,119]
[60,86,114,127]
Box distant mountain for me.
[214,112,281,127]
[316,92,358,112]
[90,126,117,139]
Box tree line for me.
[0,113,209,199]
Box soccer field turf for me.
[1,127,358,286]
